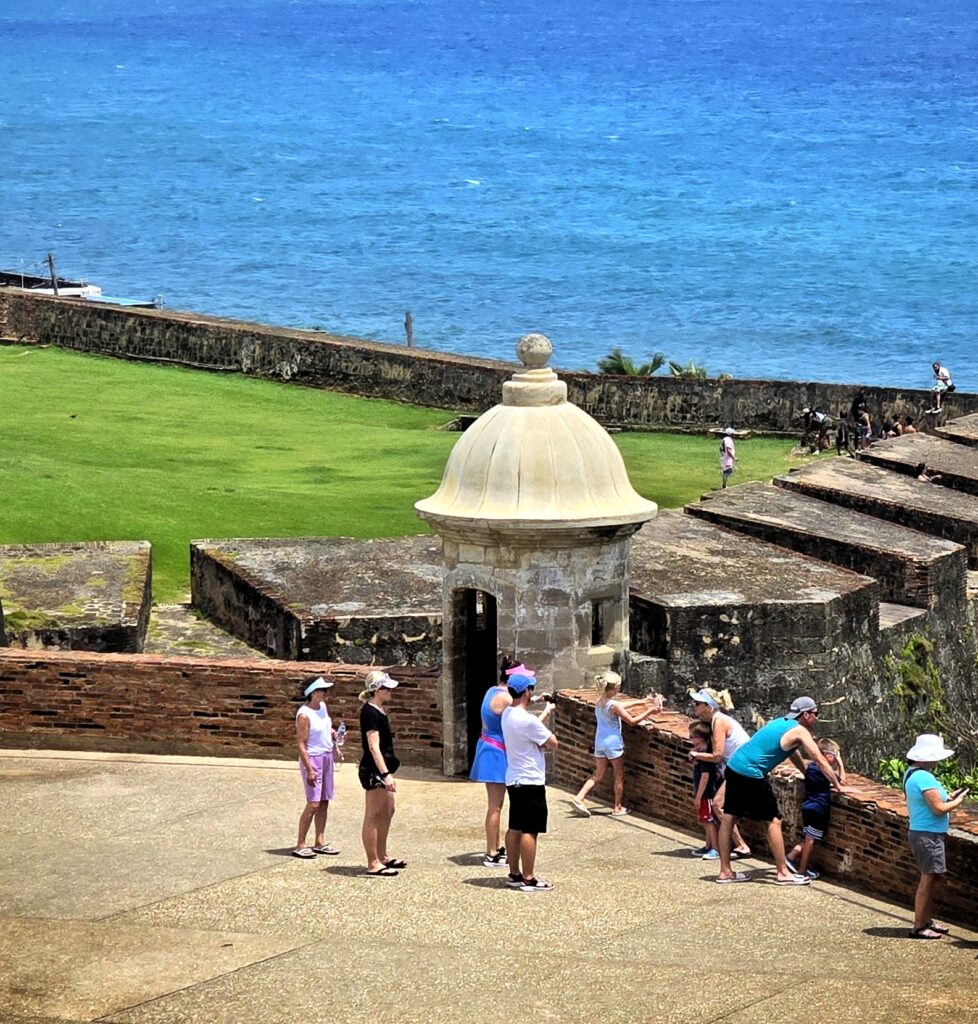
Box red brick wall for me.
[553,690,978,926]
[0,650,442,767]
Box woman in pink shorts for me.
[293,676,341,859]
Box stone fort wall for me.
[3,290,975,434]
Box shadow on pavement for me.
[461,876,511,888]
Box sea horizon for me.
[2,0,976,389]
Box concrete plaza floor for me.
[2,749,977,1024]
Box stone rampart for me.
[0,649,442,766]
[3,290,976,434]
[552,690,978,925]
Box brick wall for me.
[0,650,442,767]
[553,690,978,926]
[3,290,976,435]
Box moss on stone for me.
[889,634,949,737]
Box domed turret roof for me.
[415,335,658,531]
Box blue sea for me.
[2,0,977,388]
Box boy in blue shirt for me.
[785,738,846,879]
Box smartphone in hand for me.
[950,787,969,800]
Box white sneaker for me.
[483,849,508,867]
[519,877,554,893]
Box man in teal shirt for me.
[716,696,845,885]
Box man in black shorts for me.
[500,673,558,893]
[717,696,846,886]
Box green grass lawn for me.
[0,346,801,601]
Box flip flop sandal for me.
[366,866,399,876]
[384,858,408,869]
[715,871,751,884]
[774,874,811,886]
[730,849,751,860]
[292,848,317,859]
[311,844,340,855]
[909,927,944,940]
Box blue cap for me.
[304,676,333,697]
[508,673,536,695]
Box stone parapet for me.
[0,649,442,766]
[3,290,976,435]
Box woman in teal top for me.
[903,734,968,940]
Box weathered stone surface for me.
[143,603,270,659]
[775,459,978,566]
[689,481,967,610]
[190,536,443,665]
[858,432,978,495]
[936,411,978,447]
[627,511,880,706]
[0,541,152,652]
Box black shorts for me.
[801,807,829,838]
[359,754,400,791]
[507,784,548,834]
[722,768,782,822]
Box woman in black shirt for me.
[359,670,404,876]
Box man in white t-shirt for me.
[500,673,558,893]
[930,362,953,413]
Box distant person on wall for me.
[835,410,855,458]
[293,676,341,859]
[914,463,942,484]
[687,688,752,859]
[902,415,918,435]
[501,673,558,892]
[903,734,968,939]
[468,656,531,868]
[358,670,405,876]
[720,427,737,488]
[570,670,660,818]
[929,362,954,414]
[785,737,847,879]
[714,696,846,886]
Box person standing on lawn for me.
[715,696,846,886]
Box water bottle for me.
[335,721,347,747]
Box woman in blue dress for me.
[469,657,534,867]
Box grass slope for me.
[0,346,800,601]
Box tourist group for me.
[291,661,967,940]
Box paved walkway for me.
[2,749,977,1024]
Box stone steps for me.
[143,603,270,659]
[774,458,978,567]
[878,601,927,632]
[687,481,966,611]
[857,433,978,496]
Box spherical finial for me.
[516,333,552,370]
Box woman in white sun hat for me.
[903,734,968,939]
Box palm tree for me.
[596,348,667,377]
[667,359,709,379]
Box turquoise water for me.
[2,0,976,387]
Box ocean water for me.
[2,0,977,389]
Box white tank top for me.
[297,704,333,755]
[716,712,750,763]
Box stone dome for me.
[415,335,658,531]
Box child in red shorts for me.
[689,721,720,860]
